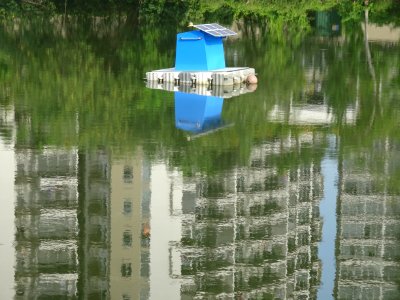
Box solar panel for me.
[193,23,237,37]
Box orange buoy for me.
[246,74,258,84]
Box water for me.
[317,136,338,300]
[0,15,400,300]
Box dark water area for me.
[0,12,400,300]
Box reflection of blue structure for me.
[175,92,224,134]
[175,30,225,71]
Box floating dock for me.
[146,80,256,98]
[146,67,256,86]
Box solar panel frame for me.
[193,23,237,37]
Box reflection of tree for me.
[364,7,376,81]
[0,14,399,176]
[363,5,383,131]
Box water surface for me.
[0,14,400,300]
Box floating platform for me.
[146,80,256,98]
[146,67,255,86]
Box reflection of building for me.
[0,104,14,145]
[336,141,400,299]
[172,133,324,299]
[14,147,79,298]
[269,104,357,125]
[109,151,151,300]
[77,149,111,299]
[149,165,183,300]
[0,104,16,300]
[13,147,153,299]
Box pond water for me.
[0,13,400,300]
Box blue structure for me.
[175,31,225,71]
[175,23,237,71]
[174,92,224,134]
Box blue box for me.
[175,30,226,71]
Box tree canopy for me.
[1,0,400,27]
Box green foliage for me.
[1,0,399,31]
[0,0,20,19]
